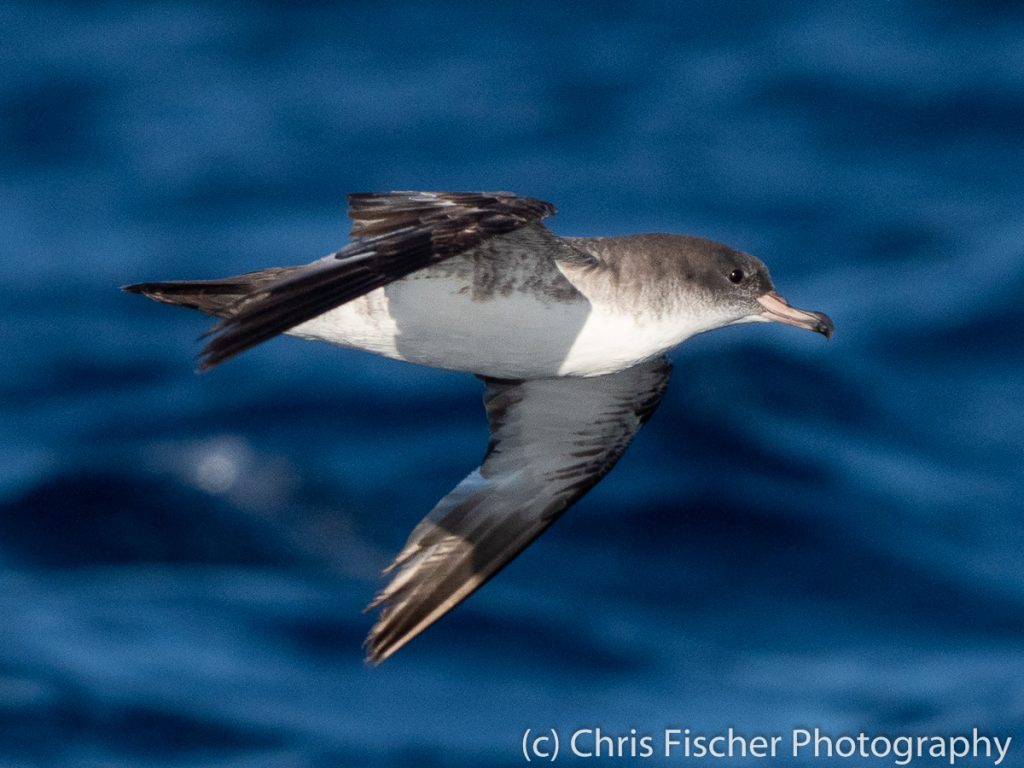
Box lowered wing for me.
[366,356,672,663]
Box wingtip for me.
[362,623,393,666]
[192,334,220,373]
[362,586,430,665]
[193,334,231,373]
[363,638,386,666]
[193,315,250,372]
[363,625,408,666]
[123,281,166,298]
[193,347,227,374]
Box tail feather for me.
[122,267,300,319]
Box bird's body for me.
[125,191,833,662]
[255,225,772,379]
[286,225,595,379]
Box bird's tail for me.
[122,266,301,319]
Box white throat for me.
[554,295,738,377]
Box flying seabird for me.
[124,191,833,663]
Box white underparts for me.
[286,268,739,379]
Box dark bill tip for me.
[757,291,834,340]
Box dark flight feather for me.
[364,355,672,663]
[197,192,557,369]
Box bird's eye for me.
[728,269,745,284]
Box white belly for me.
[286,277,588,379]
[286,272,701,379]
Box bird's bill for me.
[757,291,834,339]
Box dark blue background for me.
[2,1,1022,765]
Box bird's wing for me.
[365,356,672,663]
[199,191,557,369]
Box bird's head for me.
[686,242,834,339]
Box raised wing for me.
[365,356,672,663]
[199,192,556,369]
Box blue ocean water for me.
[2,1,1023,765]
